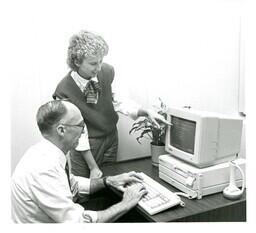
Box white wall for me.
[10,0,245,173]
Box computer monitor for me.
[165,107,243,168]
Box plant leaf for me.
[136,129,152,143]
[129,118,151,134]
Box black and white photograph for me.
[3,0,256,231]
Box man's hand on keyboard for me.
[122,183,148,208]
[106,171,144,192]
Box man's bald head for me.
[36,100,81,135]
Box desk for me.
[101,157,246,222]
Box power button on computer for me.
[185,176,195,187]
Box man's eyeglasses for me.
[61,121,85,131]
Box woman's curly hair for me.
[67,30,109,71]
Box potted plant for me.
[129,98,168,166]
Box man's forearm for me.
[90,175,145,222]
[89,177,105,194]
[96,200,132,222]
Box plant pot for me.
[150,143,166,167]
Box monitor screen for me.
[170,116,196,154]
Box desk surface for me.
[102,157,246,222]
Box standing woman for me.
[53,30,169,178]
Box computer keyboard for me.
[138,172,184,215]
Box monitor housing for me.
[165,107,243,168]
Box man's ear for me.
[56,125,65,136]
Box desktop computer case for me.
[159,154,245,199]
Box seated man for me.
[11,100,147,223]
